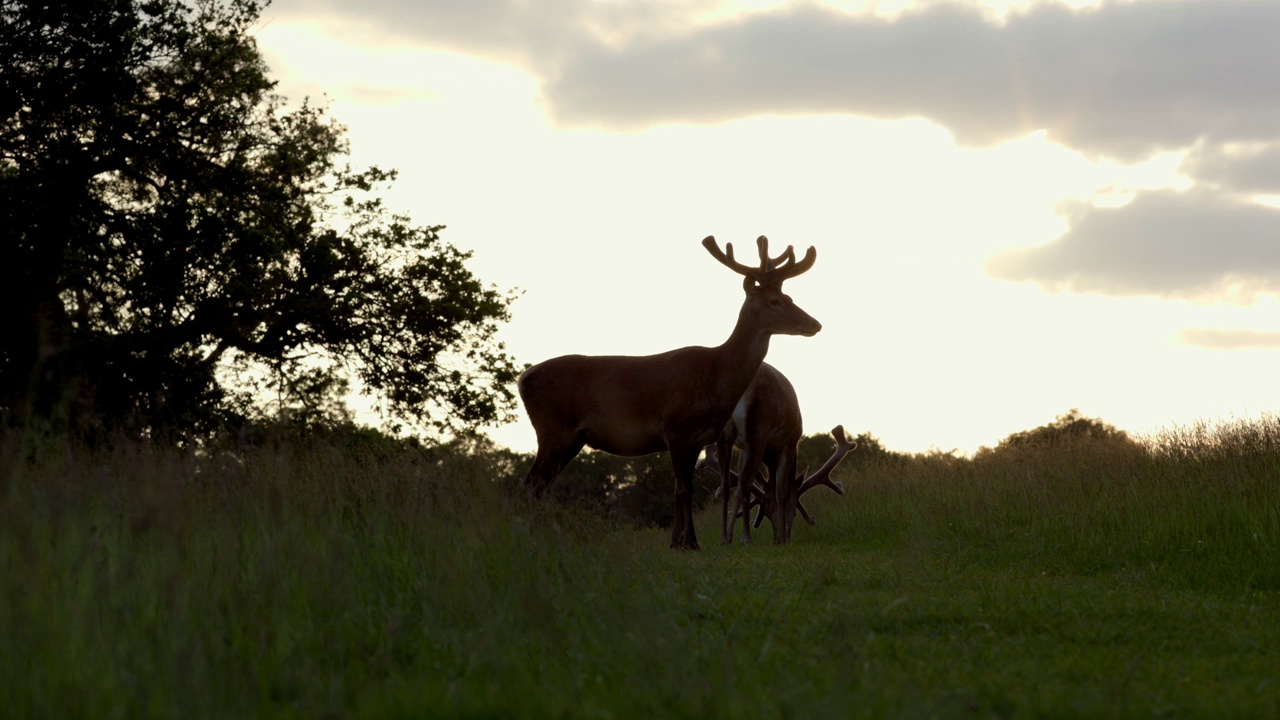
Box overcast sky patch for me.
[268,1,1280,160]
[266,0,1280,303]
[1176,328,1280,350]
[1180,143,1280,196]
[985,189,1280,302]
[543,1,1280,159]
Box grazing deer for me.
[701,421,854,542]
[518,235,820,549]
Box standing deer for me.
[701,417,854,543]
[518,235,820,549]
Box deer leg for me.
[772,453,796,545]
[736,445,766,546]
[715,437,736,545]
[522,433,585,497]
[669,445,700,550]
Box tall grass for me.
[2,417,1278,718]
[826,418,1280,592]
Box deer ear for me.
[742,276,758,293]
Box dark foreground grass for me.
[2,420,1278,719]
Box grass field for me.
[2,419,1278,719]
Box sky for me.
[250,0,1280,456]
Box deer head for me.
[702,235,821,339]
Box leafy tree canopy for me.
[797,429,904,473]
[978,409,1135,458]
[0,0,521,441]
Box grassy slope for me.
[1,423,1278,719]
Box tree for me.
[0,0,521,440]
[976,409,1135,458]
[796,429,902,474]
[616,453,718,529]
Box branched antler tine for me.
[797,472,833,496]
[775,246,797,269]
[785,469,819,525]
[738,479,762,518]
[756,235,796,271]
[702,235,761,279]
[764,244,817,284]
[748,479,770,527]
[798,424,854,496]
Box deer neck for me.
[713,304,773,395]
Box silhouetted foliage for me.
[545,451,622,519]
[1,0,520,442]
[795,432,836,476]
[622,453,719,529]
[975,409,1138,459]
[796,429,904,475]
[541,451,716,528]
[219,413,426,462]
[490,448,717,529]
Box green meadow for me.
[2,418,1278,719]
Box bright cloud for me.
[252,0,1280,453]
[986,189,1280,302]
[1177,328,1280,350]
[265,0,1280,304]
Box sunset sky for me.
[250,0,1280,455]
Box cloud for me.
[269,0,1280,159]
[543,1,1280,159]
[1176,328,1280,350]
[265,0,1280,303]
[264,0,715,74]
[985,189,1280,301]
[1180,143,1280,196]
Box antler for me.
[706,424,856,530]
[698,445,768,515]
[757,235,816,286]
[772,426,856,527]
[797,425,854,496]
[704,235,817,288]
[757,235,794,271]
[702,236,764,284]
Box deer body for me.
[715,362,802,545]
[521,346,762,457]
[520,236,819,550]
[705,365,855,544]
